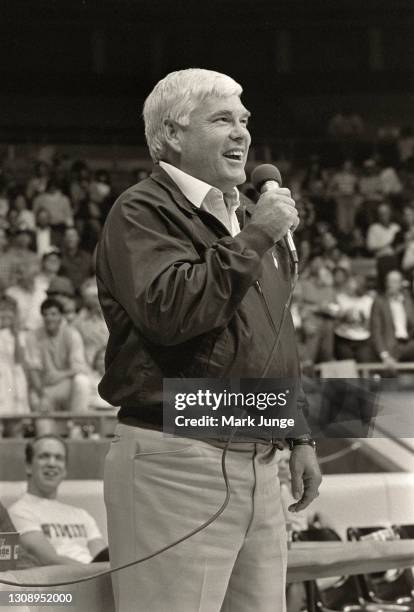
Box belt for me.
[119,417,284,448]
[396,338,409,344]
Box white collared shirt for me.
[388,294,409,340]
[159,161,241,237]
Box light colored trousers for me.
[35,373,90,436]
[104,424,287,612]
[40,373,90,412]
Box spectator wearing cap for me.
[34,208,54,257]
[73,277,108,367]
[370,270,414,370]
[60,227,94,292]
[46,275,77,323]
[32,179,73,246]
[25,298,90,422]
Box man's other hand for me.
[288,445,322,513]
[250,188,299,244]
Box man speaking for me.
[96,68,321,612]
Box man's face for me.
[174,94,251,192]
[64,229,79,250]
[42,254,61,275]
[378,205,390,224]
[42,306,63,334]
[27,438,67,498]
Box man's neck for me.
[27,482,57,500]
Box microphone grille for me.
[251,164,282,191]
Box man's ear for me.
[163,119,183,155]
[25,463,32,478]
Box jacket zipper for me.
[255,280,278,336]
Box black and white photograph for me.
[1,1,414,611]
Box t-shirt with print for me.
[8,493,102,564]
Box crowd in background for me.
[1,123,414,436]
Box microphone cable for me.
[0,256,298,588]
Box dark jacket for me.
[370,292,414,357]
[96,166,305,424]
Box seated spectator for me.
[332,265,350,293]
[328,159,359,235]
[35,247,62,296]
[33,179,73,246]
[370,269,414,369]
[0,295,30,417]
[8,435,107,565]
[26,298,90,424]
[314,230,351,273]
[5,226,39,286]
[294,259,337,363]
[34,207,55,257]
[11,191,35,230]
[69,161,90,212]
[379,161,402,202]
[5,260,45,332]
[74,278,108,367]
[26,161,50,204]
[46,275,78,323]
[366,202,401,292]
[334,275,375,362]
[60,227,94,292]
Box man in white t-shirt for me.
[8,435,107,565]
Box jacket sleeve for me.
[101,190,274,346]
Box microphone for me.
[251,163,298,264]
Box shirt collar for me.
[159,161,239,209]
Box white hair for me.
[143,68,243,163]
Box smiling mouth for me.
[223,150,244,162]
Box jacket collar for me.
[150,164,253,224]
[150,165,199,217]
